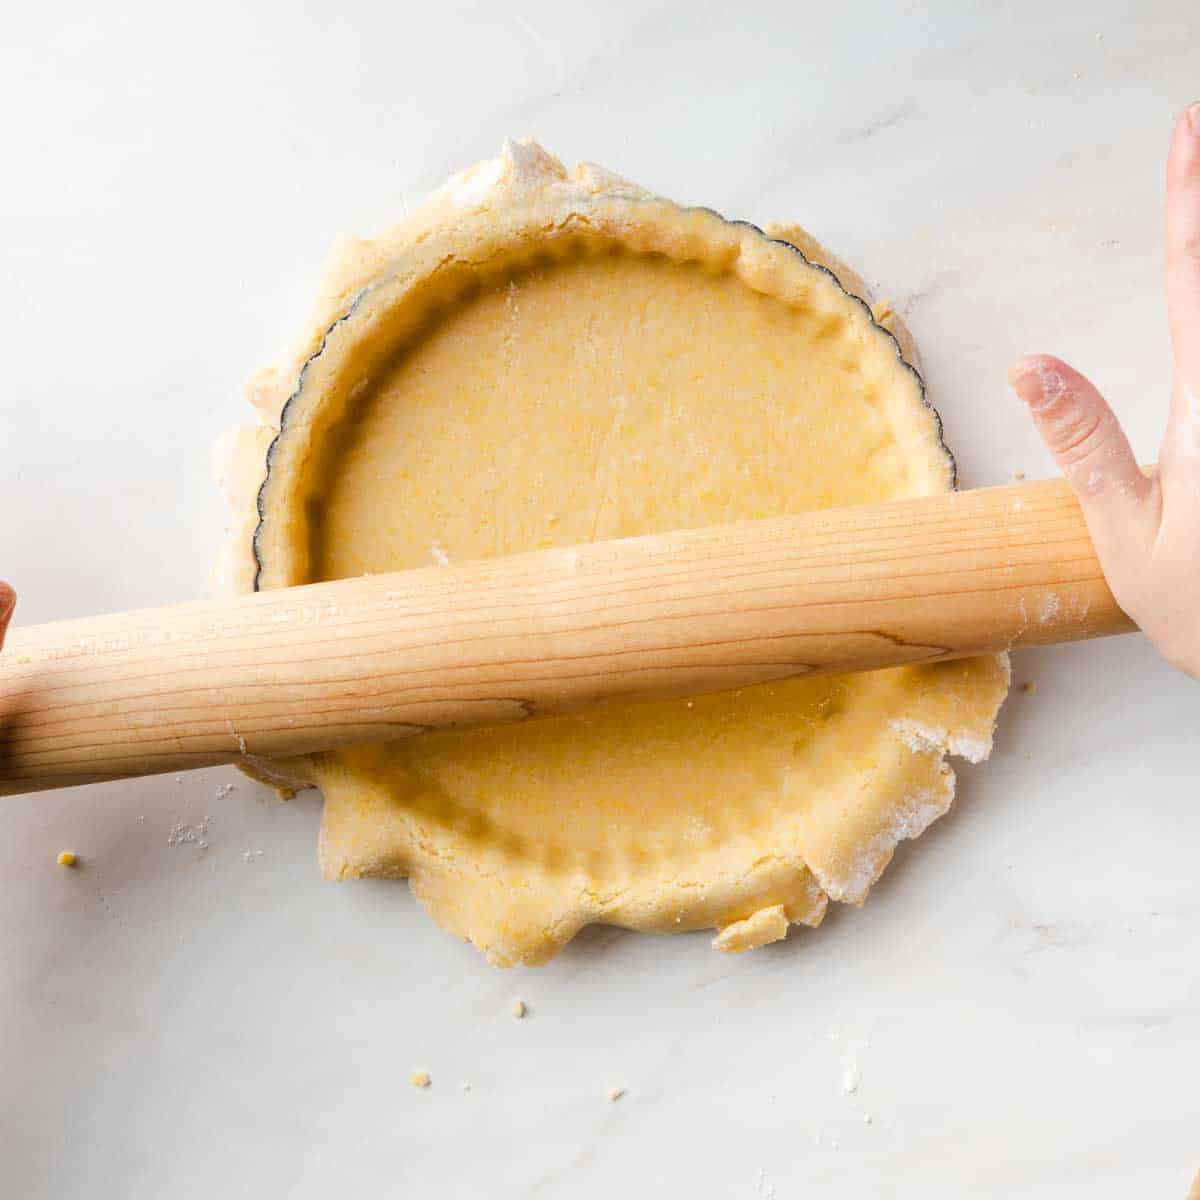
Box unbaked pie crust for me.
[215,140,1008,966]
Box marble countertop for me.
[2,2,1198,1196]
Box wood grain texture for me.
[0,478,1134,795]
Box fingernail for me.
[1008,356,1065,412]
[1008,356,1048,401]
[1007,357,1038,391]
[1189,102,1200,136]
[0,584,14,623]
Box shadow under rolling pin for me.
[0,477,1135,796]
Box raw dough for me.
[217,140,1008,966]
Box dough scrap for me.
[217,139,1009,966]
[712,905,790,954]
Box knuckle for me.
[1049,405,1111,469]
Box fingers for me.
[0,583,14,651]
[1008,355,1151,502]
[1166,103,1200,395]
[1008,355,1158,592]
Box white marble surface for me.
[2,2,1198,1196]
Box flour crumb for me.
[460,1082,472,1092]
[841,1060,860,1095]
[168,817,211,848]
[56,851,78,868]
[215,782,236,800]
[863,1112,873,1125]
[430,543,451,567]
[410,1070,431,1089]
[606,1086,625,1102]
[1014,468,1026,480]
[243,849,264,863]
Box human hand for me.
[1009,104,1200,680]
[0,582,13,652]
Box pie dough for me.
[216,139,1009,966]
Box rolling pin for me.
[0,477,1134,796]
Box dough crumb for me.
[606,1086,625,1102]
[1022,681,1038,694]
[410,1070,431,1089]
[1014,468,1026,480]
[276,787,296,801]
[841,1061,860,1095]
[459,1082,472,1092]
[712,904,789,953]
[512,999,527,1019]
[56,851,78,868]
[870,298,894,326]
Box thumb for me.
[1008,354,1159,599]
[0,583,14,651]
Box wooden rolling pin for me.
[0,477,1134,796]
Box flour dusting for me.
[891,718,992,764]
[832,777,954,903]
[225,719,248,756]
